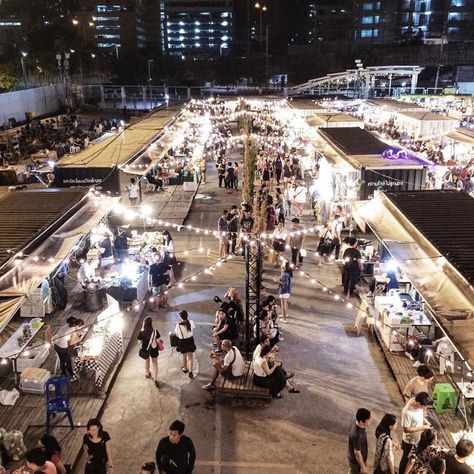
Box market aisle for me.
[94,165,405,474]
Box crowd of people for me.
[348,398,474,474]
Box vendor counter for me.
[72,297,123,387]
[374,292,431,351]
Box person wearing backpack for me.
[373,414,398,474]
[138,317,163,387]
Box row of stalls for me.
[354,190,474,439]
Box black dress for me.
[83,431,110,474]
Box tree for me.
[0,63,20,91]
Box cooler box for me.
[19,367,51,394]
[16,346,50,372]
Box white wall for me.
[457,82,474,95]
[0,85,66,126]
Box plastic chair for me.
[432,383,457,414]
[46,376,74,433]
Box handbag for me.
[299,248,307,257]
[157,338,165,351]
[169,332,178,347]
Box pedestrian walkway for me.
[93,162,404,474]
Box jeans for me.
[291,247,303,267]
[229,232,237,253]
[399,440,415,474]
[218,174,225,187]
[54,345,73,377]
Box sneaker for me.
[366,292,374,297]
[405,352,415,361]
[202,383,215,390]
[413,361,422,368]
[212,349,223,354]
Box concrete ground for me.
[91,165,405,474]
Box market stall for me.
[354,190,474,429]
[394,111,459,139]
[444,127,474,166]
[306,113,363,129]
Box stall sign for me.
[54,166,121,196]
[360,167,427,200]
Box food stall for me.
[444,127,474,166]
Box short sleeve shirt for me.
[149,262,171,287]
[347,423,368,464]
[343,247,362,272]
[401,400,425,445]
[444,451,474,473]
[224,347,245,376]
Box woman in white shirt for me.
[252,337,299,398]
[292,182,307,217]
[175,310,197,379]
[271,222,287,266]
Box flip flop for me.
[289,388,300,393]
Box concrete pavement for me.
[90,165,405,474]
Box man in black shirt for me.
[445,438,474,473]
[149,253,171,311]
[225,162,234,189]
[342,237,363,297]
[347,408,371,473]
[156,420,196,474]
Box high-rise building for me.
[161,0,233,57]
[308,1,354,43]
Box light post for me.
[72,18,95,85]
[20,51,28,89]
[355,59,363,98]
[254,2,267,52]
[147,59,154,84]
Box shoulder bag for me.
[139,330,155,359]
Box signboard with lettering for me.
[359,167,427,200]
[53,166,121,196]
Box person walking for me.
[138,317,162,387]
[232,162,239,190]
[399,392,433,474]
[288,218,304,268]
[155,420,196,474]
[373,414,397,474]
[274,156,283,185]
[278,261,292,323]
[225,161,234,189]
[347,408,371,474]
[175,310,197,379]
[126,177,139,206]
[342,237,363,297]
[83,419,114,474]
[148,253,171,311]
[227,212,239,255]
[217,210,229,258]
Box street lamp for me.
[147,59,154,84]
[254,2,267,52]
[20,51,28,89]
[72,17,95,86]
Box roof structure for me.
[385,190,474,285]
[445,127,474,146]
[306,113,362,128]
[318,127,431,169]
[364,98,425,112]
[57,105,182,169]
[397,111,460,122]
[0,189,87,272]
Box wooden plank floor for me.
[355,277,467,448]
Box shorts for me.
[222,368,241,380]
[152,284,167,295]
[279,293,290,299]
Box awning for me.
[445,128,474,146]
[0,194,119,299]
[353,194,474,364]
[0,297,24,333]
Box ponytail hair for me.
[179,310,191,332]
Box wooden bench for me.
[215,361,271,401]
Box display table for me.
[72,331,123,387]
[103,262,148,305]
[0,320,44,384]
[374,295,431,352]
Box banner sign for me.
[54,166,121,196]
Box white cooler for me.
[16,346,50,372]
[19,367,51,394]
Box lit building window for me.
[221,21,228,26]
[195,42,200,47]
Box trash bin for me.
[84,282,104,312]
